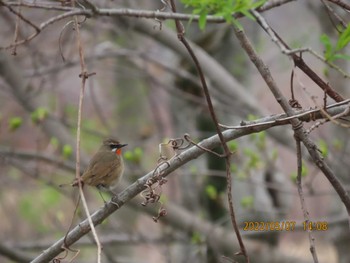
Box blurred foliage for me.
[181,0,267,30]
[190,231,204,244]
[320,23,350,62]
[318,139,328,158]
[19,187,61,233]
[250,130,266,150]
[290,162,308,183]
[243,148,262,169]
[124,147,143,164]
[227,140,239,152]
[240,195,254,209]
[62,144,73,159]
[31,107,48,124]
[8,116,23,131]
[205,185,218,200]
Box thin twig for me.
[321,0,347,30]
[73,4,101,262]
[29,111,335,262]
[251,9,348,99]
[295,138,319,263]
[219,99,350,129]
[1,0,295,50]
[168,0,249,261]
[327,0,350,11]
[184,134,224,158]
[0,0,40,32]
[11,1,21,55]
[293,70,350,130]
[233,18,350,225]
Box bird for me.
[71,138,127,193]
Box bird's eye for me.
[109,144,118,150]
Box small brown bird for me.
[72,138,127,192]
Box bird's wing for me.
[82,152,120,187]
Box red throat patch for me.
[116,148,122,155]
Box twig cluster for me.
[2,1,350,263]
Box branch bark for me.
[232,21,350,222]
[29,110,339,262]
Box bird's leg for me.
[96,184,120,207]
[98,190,107,204]
[108,189,120,208]
[96,184,108,204]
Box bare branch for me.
[232,21,350,223]
[30,121,313,262]
[1,0,296,50]
[0,243,32,263]
[72,5,101,262]
[327,0,350,11]
[295,138,319,263]
[251,9,347,100]
[168,0,249,261]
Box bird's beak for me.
[119,144,128,148]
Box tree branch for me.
[30,109,328,263]
[232,19,350,223]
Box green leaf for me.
[318,139,328,158]
[332,53,350,61]
[301,163,308,177]
[62,144,73,159]
[247,114,258,121]
[123,150,133,161]
[191,231,203,244]
[133,147,143,161]
[205,185,218,200]
[180,0,267,29]
[251,0,267,9]
[9,117,23,131]
[240,195,254,208]
[123,147,144,164]
[228,140,239,152]
[243,148,261,169]
[31,107,48,124]
[232,18,243,30]
[199,10,207,30]
[336,23,350,51]
[290,163,308,183]
[320,34,334,61]
[240,9,255,20]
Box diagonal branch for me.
[232,18,350,222]
[250,9,345,102]
[295,138,319,263]
[31,122,311,263]
[1,0,295,50]
[169,0,249,261]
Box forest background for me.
[1,0,350,263]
